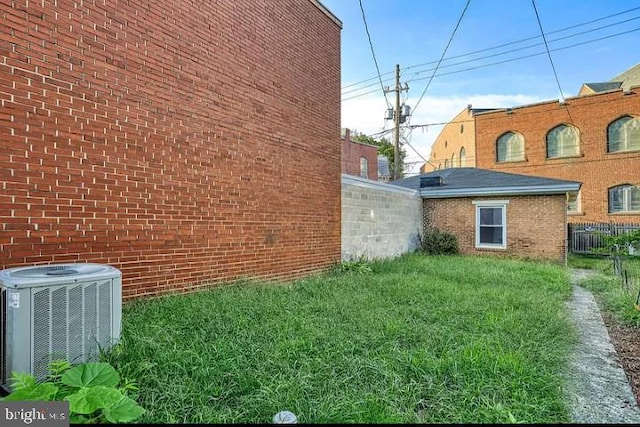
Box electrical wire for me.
[367,92,636,160]
[531,0,567,102]
[341,5,640,92]
[404,16,640,87]
[358,0,392,109]
[400,0,471,117]
[342,26,640,102]
[530,0,577,135]
[344,14,640,97]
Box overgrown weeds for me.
[110,254,573,423]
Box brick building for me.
[341,128,379,180]
[421,105,494,173]
[392,168,580,263]
[0,0,342,298]
[474,88,640,223]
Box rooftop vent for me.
[420,176,444,188]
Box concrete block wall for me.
[341,174,422,260]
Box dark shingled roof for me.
[390,167,580,197]
[582,82,622,93]
[579,63,640,94]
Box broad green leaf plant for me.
[1,360,145,424]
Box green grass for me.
[108,253,575,424]
[567,253,612,273]
[570,254,640,327]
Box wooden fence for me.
[569,222,640,254]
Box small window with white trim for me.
[473,201,508,249]
[609,184,640,213]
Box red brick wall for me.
[424,195,568,263]
[474,90,640,223]
[0,0,342,298]
[341,129,378,180]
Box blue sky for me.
[319,0,640,175]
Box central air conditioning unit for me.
[0,263,122,394]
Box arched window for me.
[438,163,442,170]
[607,116,640,153]
[359,157,368,178]
[547,124,579,158]
[608,184,640,213]
[444,159,449,169]
[496,131,525,162]
[459,147,466,167]
[451,153,455,168]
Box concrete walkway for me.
[565,268,640,423]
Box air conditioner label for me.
[9,292,19,308]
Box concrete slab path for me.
[565,268,640,423]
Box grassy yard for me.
[109,254,574,424]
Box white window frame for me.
[609,185,640,213]
[473,200,509,249]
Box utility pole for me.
[384,64,409,180]
[393,64,401,181]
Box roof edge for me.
[343,139,378,149]
[473,86,638,116]
[419,183,581,198]
[342,174,420,196]
[312,0,343,28]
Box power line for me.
[417,153,640,176]
[531,0,566,102]
[341,5,640,92]
[342,23,640,99]
[530,0,577,134]
[398,0,470,118]
[421,138,640,170]
[402,134,439,170]
[342,26,640,102]
[358,0,391,109]
[404,7,640,77]
[404,16,640,86]
[344,14,640,97]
